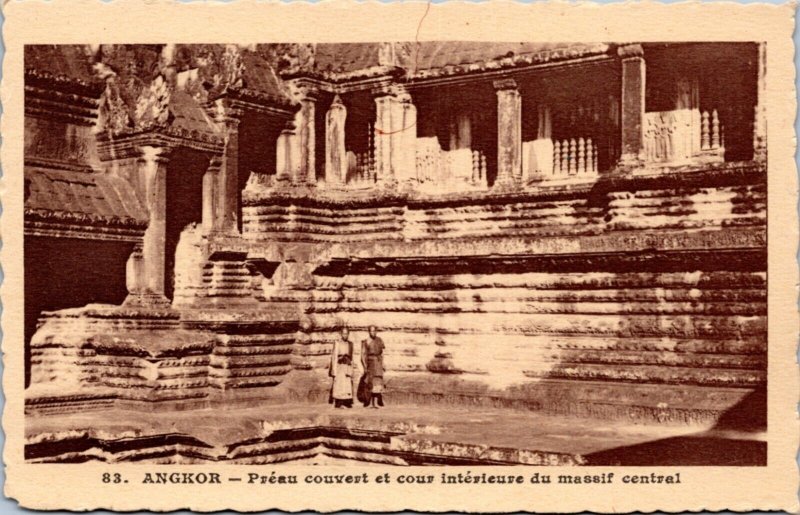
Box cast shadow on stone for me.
[583,388,767,466]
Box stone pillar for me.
[214,101,243,233]
[374,87,416,186]
[325,95,347,185]
[618,44,645,166]
[398,93,417,184]
[125,243,145,297]
[295,93,316,184]
[753,41,767,162]
[125,145,170,306]
[276,122,296,182]
[494,79,522,188]
[202,156,222,233]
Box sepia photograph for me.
[22,40,769,467]
[4,0,799,511]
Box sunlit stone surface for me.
[24,42,767,464]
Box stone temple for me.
[24,43,767,465]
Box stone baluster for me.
[568,139,577,175]
[586,138,595,174]
[711,109,721,149]
[494,79,522,188]
[325,94,347,185]
[578,137,586,174]
[701,111,710,150]
[618,44,645,167]
[553,140,561,176]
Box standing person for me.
[361,325,385,408]
[329,327,354,408]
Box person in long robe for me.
[361,325,385,408]
[330,327,354,408]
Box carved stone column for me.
[753,42,767,162]
[374,87,416,186]
[202,156,222,233]
[126,145,170,306]
[295,92,317,184]
[213,100,243,233]
[276,122,296,182]
[494,79,522,188]
[325,95,347,185]
[125,243,145,298]
[618,44,645,166]
[398,92,417,185]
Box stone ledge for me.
[24,402,766,465]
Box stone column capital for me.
[210,98,245,127]
[137,144,173,165]
[279,119,297,134]
[374,84,411,101]
[493,78,519,92]
[286,79,322,103]
[617,44,644,59]
[206,155,224,173]
[329,94,346,110]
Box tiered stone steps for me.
[208,333,295,389]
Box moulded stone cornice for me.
[24,207,147,228]
[281,65,404,87]
[25,85,101,126]
[24,208,147,242]
[24,68,105,99]
[241,160,765,210]
[24,157,94,174]
[96,126,224,160]
[408,43,611,81]
[208,90,296,122]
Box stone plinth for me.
[27,303,301,410]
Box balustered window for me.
[644,42,759,164]
[411,83,496,190]
[519,61,620,181]
[342,91,377,187]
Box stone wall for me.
[240,162,766,423]
[27,162,766,425]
